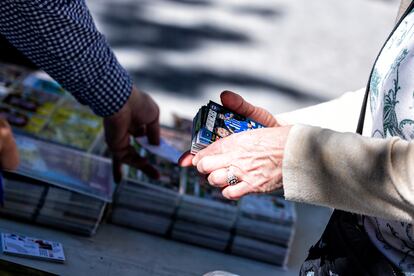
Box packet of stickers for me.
[191,101,264,154]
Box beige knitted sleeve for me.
[282,124,414,222]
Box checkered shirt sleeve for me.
[0,0,132,117]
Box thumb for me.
[112,157,123,184]
[220,91,278,127]
[220,90,251,115]
[178,151,194,167]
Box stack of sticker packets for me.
[231,195,296,267]
[0,134,113,236]
[191,101,263,154]
[171,171,238,251]
[111,137,183,236]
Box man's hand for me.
[179,90,279,166]
[0,119,19,170]
[104,86,160,183]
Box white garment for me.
[279,8,414,272]
[365,8,414,272]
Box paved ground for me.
[79,0,400,275]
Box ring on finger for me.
[227,166,240,185]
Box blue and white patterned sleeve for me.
[0,0,132,117]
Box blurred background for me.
[89,0,399,125]
[86,0,400,275]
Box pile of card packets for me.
[0,65,105,153]
[171,168,239,252]
[0,64,112,236]
[0,134,113,236]
[191,101,264,154]
[111,136,296,267]
[0,63,297,266]
[231,195,296,267]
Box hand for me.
[219,90,279,127]
[179,90,279,166]
[0,119,19,170]
[104,86,160,183]
[191,126,292,200]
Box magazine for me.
[14,134,113,202]
[1,233,65,263]
[39,102,103,151]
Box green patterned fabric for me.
[365,8,414,272]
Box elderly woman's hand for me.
[179,91,291,200]
[191,126,291,200]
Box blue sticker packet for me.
[191,101,265,154]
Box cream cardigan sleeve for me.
[282,125,414,223]
[277,88,414,222]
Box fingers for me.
[0,118,10,128]
[192,138,228,164]
[104,87,162,181]
[220,90,278,127]
[112,146,160,182]
[131,89,160,145]
[112,158,123,184]
[140,163,160,180]
[146,116,160,146]
[251,106,278,127]
[220,91,255,117]
[104,116,130,152]
[222,181,251,200]
[123,148,159,179]
[207,168,228,188]
[208,167,243,188]
[178,151,194,167]
[128,126,146,137]
[196,153,234,174]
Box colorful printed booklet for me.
[1,233,65,263]
[191,101,264,154]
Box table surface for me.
[0,203,331,276]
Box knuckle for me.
[195,151,205,161]
[225,189,239,200]
[0,127,12,139]
[197,159,208,173]
[251,181,262,191]
[113,148,128,160]
[207,173,216,185]
[223,191,235,200]
[208,171,223,185]
[228,195,238,201]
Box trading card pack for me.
[191,101,264,154]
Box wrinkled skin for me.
[180,91,292,200]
